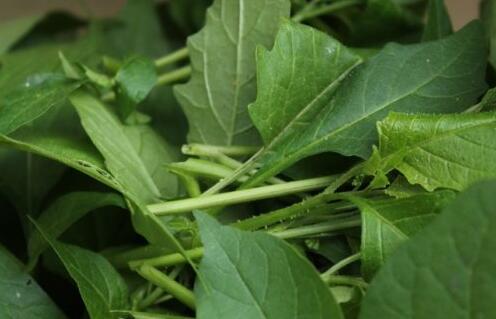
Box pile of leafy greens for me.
[1,0,496,318]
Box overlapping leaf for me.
[367,111,496,191]
[242,21,487,187]
[174,0,290,145]
[422,0,453,41]
[195,213,343,319]
[351,191,455,280]
[360,180,496,319]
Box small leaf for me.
[28,191,126,267]
[194,212,343,319]
[351,191,455,280]
[368,111,496,191]
[174,0,290,145]
[34,223,129,319]
[421,0,453,41]
[0,245,66,319]
[115,56,157,119]
[360,180,496,319]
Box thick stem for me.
[155,47,189,68]
[157,65,191,86]
[321,252,361,278]
[147,175,338,215]
[292,0,362,22]
[182,143,259,157]
[130,247,204,269]
[271,216,361,239]
[321,275,368,289]
[136,265,195,310]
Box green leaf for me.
[477,87,496,112]
[368,111,496,191]
[249,21,361,145]
[0,245,66,319]
[351,191,455,280]
[117,310,193,319]
[0,14,44,55]
[194,212,343,319]
[421,0,453,41]
[115,56,157,120]
[0,74,81,136]
[174,0,290,145]
[243,21,487,187]
[70,90,161,203]
[35,224,129,319]
[28,192,126,267]
[360,180,496,319]
[482,0,496,69]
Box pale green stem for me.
[147,175,337,215]
[321,252,361,278]
[182,143,260,157]
[155,47,189,68]
[130,247,205,269]
[271,216,361,239]
[169,168,202,197]
[157,65,191,86]
[136,265,195,310]
[321,275,368,289]
[292,0,362,22]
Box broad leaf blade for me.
[244,21,487,186]
[0,14,44,54]
[39,236,129,319]
[422,0,453,41]
[353,191,455,280]
[360,180,496,319]
[174,0,290,145]
[0,245,66,319]
[194,213,343,319]
[370,111,496,191]
[28,192,125,267]
[249,21,362,144]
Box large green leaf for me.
[367,111,496,191]
[194,213,343,319]
[36,225,129,319]
[0,245,66,319]
[0,14,44,55]
[352,191,455,280]
[249,21,361,145]
[28,192,126,267]
[174,0,290,145]
[360,180,496,319]
[421,0,452,41]
[242,21,487,187]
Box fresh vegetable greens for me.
[1,0,495,318]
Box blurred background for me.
[0,0,480,29]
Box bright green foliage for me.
[368,112,496,191]
[195,212,343,319]
[360,181,496,319]
[41,236,129,319]
[422,0,453,41]
[115,56,157,120]
[0,245,66,319]
[174,0,290,145]
[352,191,455,280]
[244,22,487,187]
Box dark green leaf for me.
[367,111,496,191]
[35,226,129,319]
[481,0,496,69]
[351,191,455,280]
[174,0,290,145]
[28,192,126,267]
[115,56,157,120]
[421,0,453,41]
[244,21,487,187]
[0,245,66,319]
[195,212,343,319]
[360,180,496,319]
